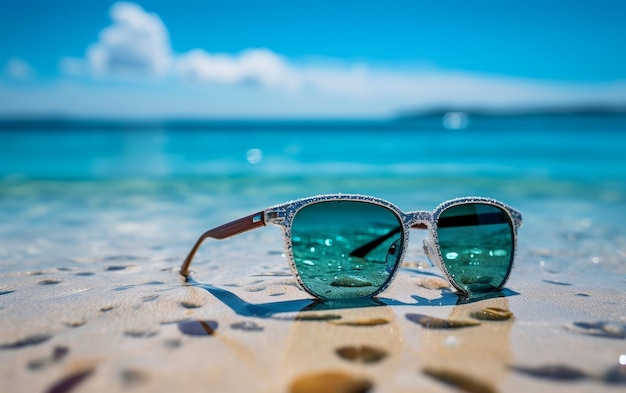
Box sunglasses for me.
[180,195,522,300]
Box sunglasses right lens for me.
[437,203,514,293]
[290,201,404,299]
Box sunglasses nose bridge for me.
[405,210,433,229]
[404,211,436,268]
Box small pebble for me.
[406,314,480,329]
[290,370,373,393]
[335,345,388,363]
[106,266,127,271]
[28,358,48,371]
[163,339,181,348]
[177,320,218,336]
[331,318,389,327]
[230,321,264,332]
[180,301,203,309]
[38,280,62,285]
[423,367,496,393]
[295,314,342,321]
[512,364,588,381]
[44,368,94,393]
[63,320,86,328]
[0,334,52,350]
[52,346,69,361]
[121,369,148,387]
[27,346,70,370]
[124,330,159,338]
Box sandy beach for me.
[2,1,626,391]
[0,180,625,393]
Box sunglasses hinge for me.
[264,209,285,224]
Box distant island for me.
[395,104,626,120]
[0,105,625,131]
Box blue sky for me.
[1,0,625,118]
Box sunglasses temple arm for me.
[348,223,427,259]
[179,211,266,277]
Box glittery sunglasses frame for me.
[180,194,522,298]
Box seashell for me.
[335,345,388,363]
[290,370,373,393]
[423,367,496,393]
[470,307,514,321]
[406,313,480,329]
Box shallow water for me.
[1,116,625,276]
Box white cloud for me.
[4,58,34,80]
[86,2,171,77]
[175,48,300,89]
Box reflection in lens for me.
[437,203,513,293]
[291,201,403,299]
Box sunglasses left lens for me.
[290,201,404,299]
[436,203,514,293]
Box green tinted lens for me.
[290,201,404,299]
[437,203,514,293]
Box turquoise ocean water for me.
[0,114,625,280]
